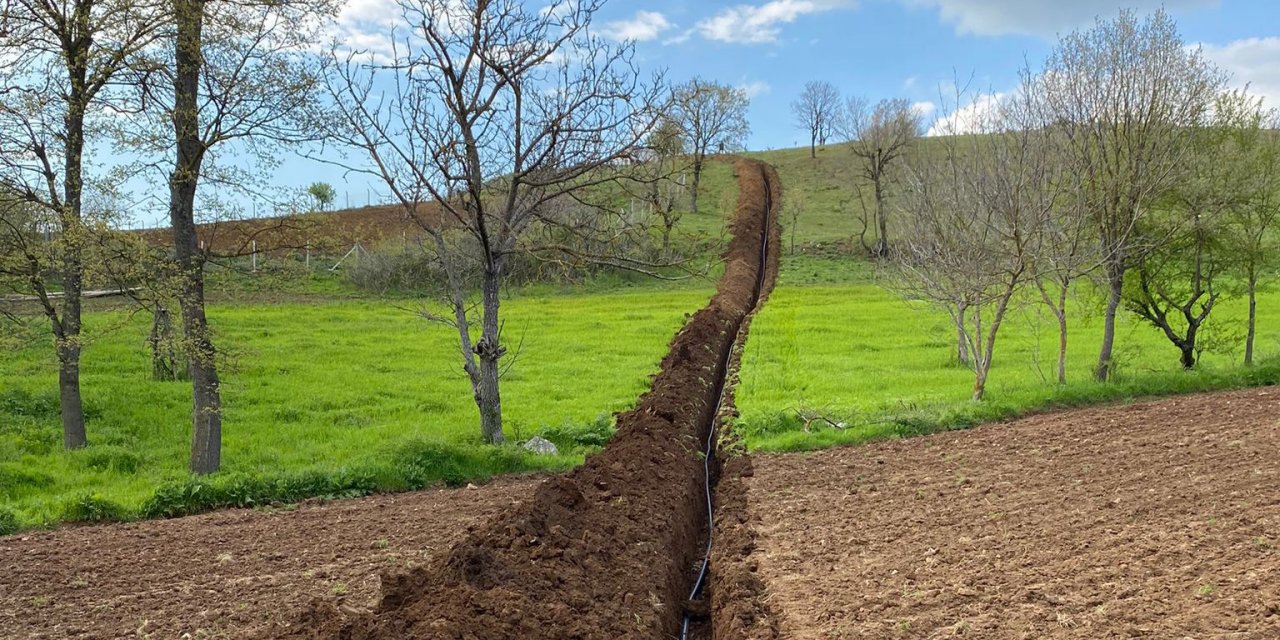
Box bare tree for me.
[320,0,663,444]
[1030,179,1097,385]
[670,78,749,213]
[0,0,162,449]
[620,116,687,256]
[1033,9,1228,381]
[893,91,1059,401]
[785,189,805,254]
[792,80,840,159]
[841,97,920,257]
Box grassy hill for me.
[732,145,1280,451]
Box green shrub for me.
[61,494,131,523]
[537,413,615,452]
[391,438,538,489]
[0,388,59,419]
[0,507,19,536]
[394,439,483,488]
[79,446,143,474]
[0,464,55,497]
[140,468,385,520]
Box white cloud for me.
[342,0,403,25]
[927,93,1004,136]
[911,101,937,117]
[904,0,1218,37]
[602,11,672,42]
[738,80,772,98]
[663,30,695,45]
[332,0,405,61]
[1200,37,1280,111]
[697,0,853,45]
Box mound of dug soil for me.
[268,159,782,640]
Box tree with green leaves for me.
[1225,98,1280,366]
[1123,91,1261,370]
[123,0,336,473]
[627,116,687,256]
[307,182,337,212]
[0,0,162,449]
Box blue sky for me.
[205,0,1280,219]
[588,0,1280,149]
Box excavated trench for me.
[269,159,782,640]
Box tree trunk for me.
[57,340,87,449]
[809,133,816,159]
[972,366,987,402]
[474,269,505,444]
[661,215,674,257]
[1245,266,1257,366]
[689,157,703,214]
[171,0,223,475]
[955,303,970,367]
[56,60,89,450]
[872,171,888,258]
[149,306,181,381]
[972,286,1018,402]
[1180,322,1200,371]
[1056,308,1068,385]
[186,312,222,474]
[1094,262,1124,382]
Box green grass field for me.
[0,284,712,530]
[736,254,1280,451]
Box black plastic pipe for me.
[680,166,773,640]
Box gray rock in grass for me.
[522,436,559,455]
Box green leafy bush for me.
[0,507,19,536]
[61,494,131,523]
[80,446,143,474]
[537,413,614,452]
[0,388,59,419]
[0,464,55,497]
[140,468,383,519]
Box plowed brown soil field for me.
[745,388,1280,639]
[0,476,538,639]
[4,388,1278,639]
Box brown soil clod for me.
[264,159,783,640]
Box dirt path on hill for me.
[746,387,1280,639]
